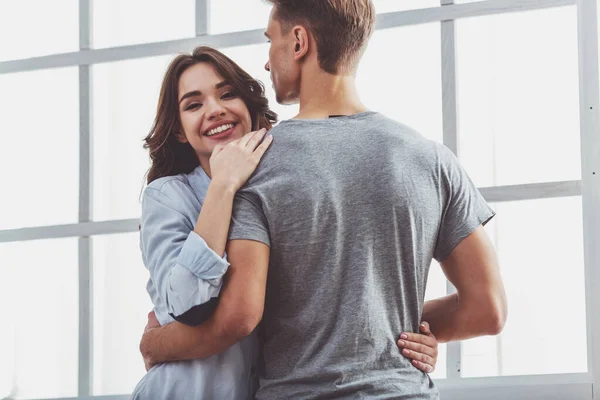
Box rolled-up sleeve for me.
[177,229,229,279]
[141,181,229,325]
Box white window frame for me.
[0,0,598,398]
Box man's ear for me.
[292,26,309,61]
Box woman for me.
[132,46,439,399]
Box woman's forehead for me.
[179,62,225,93]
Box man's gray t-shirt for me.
[228,112,494,400]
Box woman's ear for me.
[175,131,189,143]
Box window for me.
[93,233,152,395]
[0,0,78,62]
[92,56,173,221]
[358,23,443,143]
[455,5,588,380]
[0,1,597,399]
[373,0,440,13]
[0,239,78,399]
[210,0,272,35]
[456,7,580,187]
[462,198,587,377]
[0,67,79,230]
[92,0,195,48]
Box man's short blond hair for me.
[267,0,376,74]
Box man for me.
[140,1,507,398]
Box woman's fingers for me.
[240,128,267,148]
[245,128,268,150]
[212,144,226,157]
[400,347,436,367]
[397,322,439,374]
[420,321,434,336]
[252,134,273,161]
[398,332,438,353]
[238,128,258,147]
[397,337,437,358]
[411,359,434,373]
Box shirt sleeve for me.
[228,189,271,246]
[434,145,496,262]
[140,181,230,325]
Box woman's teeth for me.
[206,123,234,137]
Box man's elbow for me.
[485,294,507,335]
[218,310,262,340]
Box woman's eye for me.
[221,91,236,99]
[185,103,201,111]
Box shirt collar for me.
[186,165,211,202]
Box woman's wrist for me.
[208,178,238,197]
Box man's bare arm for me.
[140,239,270,366]
[422,226,507,343]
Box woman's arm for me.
[194,128,272,257]
[141,129,273,328]
[193,181,236,257]
[141,183,231,326]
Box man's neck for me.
[295,69,368,120]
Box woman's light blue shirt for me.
[131,166,258,400]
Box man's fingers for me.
[145,311,160,331]
[397,339,436,358]
[412,359,434,373]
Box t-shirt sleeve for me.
[228,189,271,247]
[434,145,496,262]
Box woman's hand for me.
[397,321,439,373]
[209,128,273,192]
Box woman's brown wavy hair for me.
[144,46,277,184]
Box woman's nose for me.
[206,100,226,120]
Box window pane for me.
[92,56,172,221]
[462,197,587,377]
[0,239,78,398]
[357,24,443,143]
[220,44,300,122]
[0,68,79,230]
[93,233,152,395]
[426,262,447,379]
[210,0,271,35]
[457,7,580,187]
[0,0,78,61]
[93,0,195,48]
[373,0,439,13]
